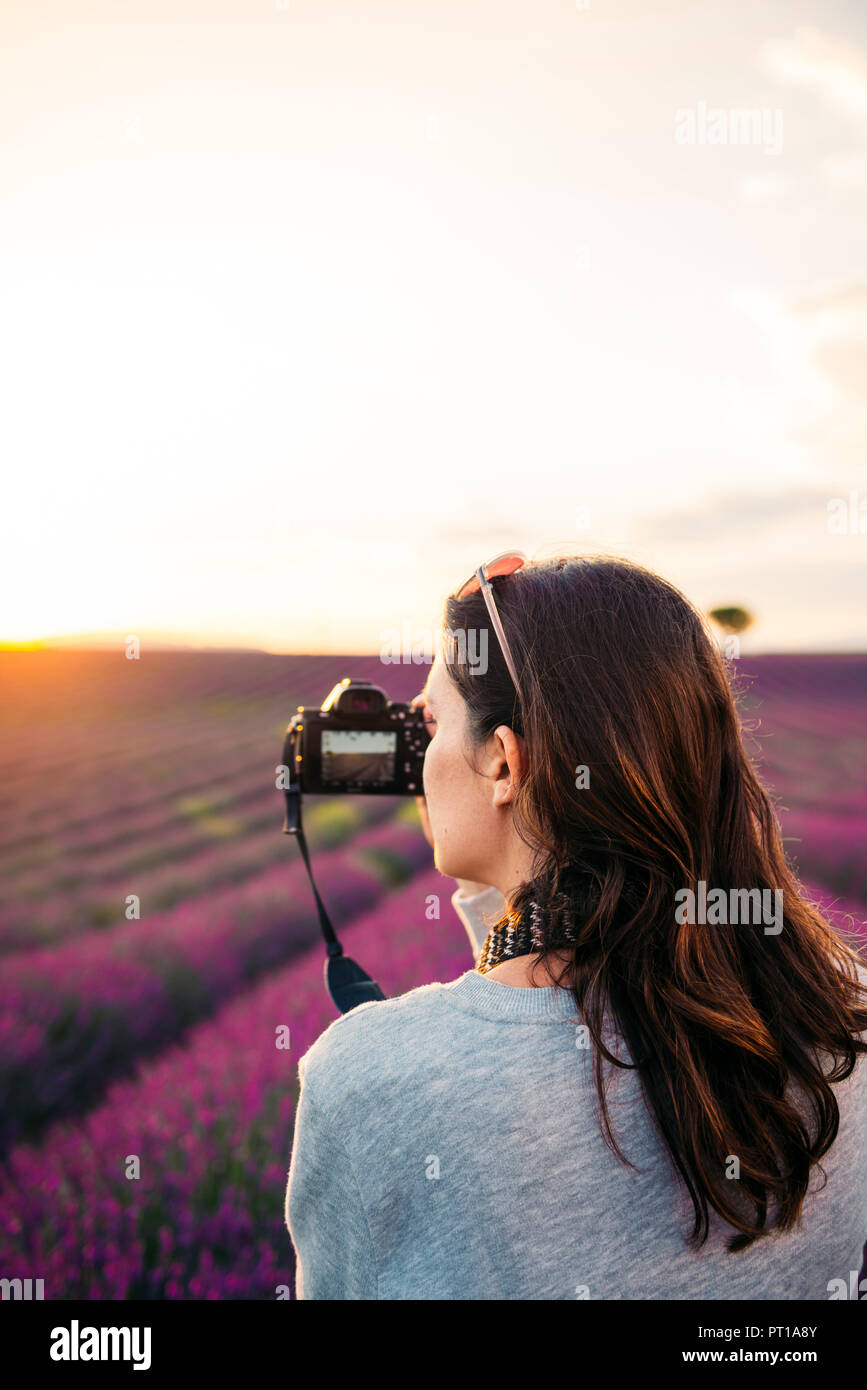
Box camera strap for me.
[283,782,387,1015]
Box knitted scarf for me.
[476,898,579,975]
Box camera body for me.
[282,678,428,795]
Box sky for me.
[1,0,866,653]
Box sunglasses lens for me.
[456,552,526,599]
[485,553,525,581]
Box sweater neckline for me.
[441,969,583,1022]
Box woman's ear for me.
[490,725,526,807]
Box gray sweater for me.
[285,884,867,1299]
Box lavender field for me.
[0,649,864,1299]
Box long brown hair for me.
[443,553,867,1252]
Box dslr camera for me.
[282,678,429,796]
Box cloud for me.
[760,25,867,120]
[729,277,867,414]
[787,281,867,405]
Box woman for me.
[285,552,867,1299]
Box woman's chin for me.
[434,848,482,884]
[433,846,455,876]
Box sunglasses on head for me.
[454,551,527,697]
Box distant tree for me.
[708,606,754,635]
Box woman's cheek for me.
[422,737,451,827]
[421,737,441,804]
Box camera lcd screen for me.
[321,729,397,784]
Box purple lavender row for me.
[0,652,372,751]
[782,815,867,905]
[3,770,280,905]
[801,882,867,948]
[0,724,268,851]
[1,727,277,863]
[0,863,466,1299]
[0,756,269,884]
[0,654,426,854]
[0,654,378,850]
[0,796,397,951]
[0,651,393,809]
[0,813,433,1153]
[730,653,867,701]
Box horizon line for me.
[2,640,866,659]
